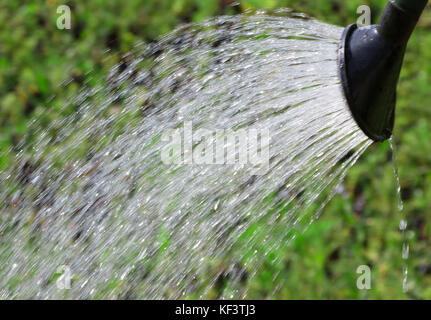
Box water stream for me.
[389,137,409,293]
[0,12,373,299]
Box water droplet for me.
[399,220,407,231]
[402,243,409,260]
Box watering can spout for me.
[338,0,428,142]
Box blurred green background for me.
[1,0,431,299]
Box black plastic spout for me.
[339,0,428,141]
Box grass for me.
[1,0,431,299]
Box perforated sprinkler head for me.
[339,0,427,141]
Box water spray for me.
[339,0,428,141]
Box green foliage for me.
[1,0,430,299]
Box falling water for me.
[389,137,409,293]
[0,12,372,299]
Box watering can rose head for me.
[338,0,427,142]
